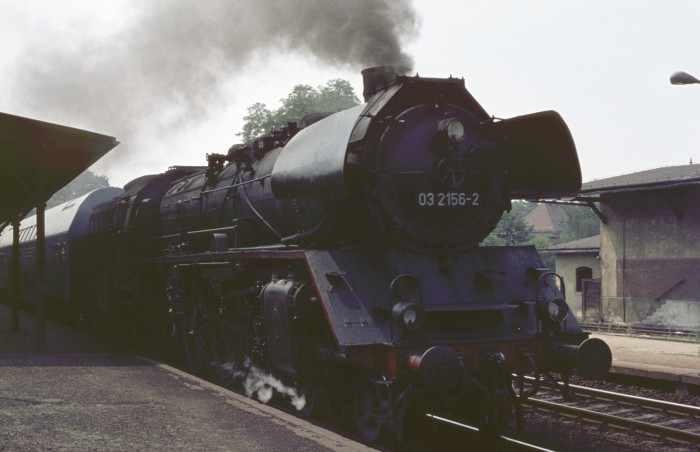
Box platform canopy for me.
[0,112,118,230]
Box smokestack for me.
[361,66,411,101]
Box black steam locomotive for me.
[0,67,611,442]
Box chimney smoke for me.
[6,0,419,180]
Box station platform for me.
[0,304,370,451]
[591,332,700,390]
[1,304,698,450]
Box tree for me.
[276,84,320,121]
[47,169,110,208]
[237,79,360,142]
[480,232,506,246]
[316,79,359,111]
[494,210,534,246]
[238,102,274,144]
[560,204,600,243]
[481,201,536,246]
[480,204,556,266]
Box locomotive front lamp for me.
[670,71,700,85]
[536,297,569,323]
[392,302,427,331]
[444,118,466,143]
[547,298,569,322]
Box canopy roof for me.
[581,163,700,195]
[0,112,118,230]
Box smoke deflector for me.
[493,111,582,199]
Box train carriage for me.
[0,187,123,310]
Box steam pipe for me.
[280,215,329,245]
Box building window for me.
[576,266,592,292]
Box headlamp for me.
[445,118,466,143]
[392,302,426,331]
[536,297,569,323]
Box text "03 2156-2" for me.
[417,192,479,207]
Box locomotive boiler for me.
[1,67,613,443]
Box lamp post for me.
[670,71,700,85]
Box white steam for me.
[239,359,307,412]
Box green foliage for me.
[316,79,360,111]
[237,79,360,142]
[483,201,599,247]
[238,102,273,145]
[560,204,600,243]
[484,209,534,246]
[277,84,320,122]
[481,206,558,265]
[527,235,551,249]
[481,201,537,246]
[481,202,558,268]
[47,169,110,208]
[480,233,506,246]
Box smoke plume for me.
[7,0,418,183]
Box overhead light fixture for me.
[670,71,700,85]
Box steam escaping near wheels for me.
[239,359,307,412]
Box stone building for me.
[577,163,700,330]
[548,234,600,321]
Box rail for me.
[425,414,556,452]
[522,378,700,444]
[581,322,698,342]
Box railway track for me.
[581,322,699,342]
[425,414,556,452]
[522,378,700,444]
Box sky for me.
[1,0,700,188]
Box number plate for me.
[417,192,480,207]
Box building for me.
[524,203,568,244]
[578,163,700,330]
[548,234,600,321]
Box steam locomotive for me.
[0,67,612,442]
